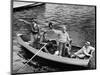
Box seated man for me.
[71,41,95,59]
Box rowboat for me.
[17,34,90,68]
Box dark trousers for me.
[58,42,66,56]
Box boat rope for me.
[16,43,47,73]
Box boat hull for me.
[17,36,90,68]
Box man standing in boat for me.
[71,41,95,59]
[52,26,71,56]
[30,20,40,46]
[18,18,40,45]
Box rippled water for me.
[12,2,96,74]
[44,4,95,47]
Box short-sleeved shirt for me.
[52,29,70,43]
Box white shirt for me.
[52,29,70,43]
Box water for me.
[44,4,95,47]
[12,3,96,74]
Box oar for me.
[16,43,47,72]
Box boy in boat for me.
[71,41,95,59]
[52,26,71,56]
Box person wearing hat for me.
[52,26,71,56]
[71,41,95,58]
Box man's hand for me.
[89,55,92,57]
[86,54,92,57]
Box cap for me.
[85,41,90,45]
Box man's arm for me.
[52,29,62,34]
[74,48,83,55]
[66,32,71,42]
[83,49,92,57]
[90,47,95,55]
